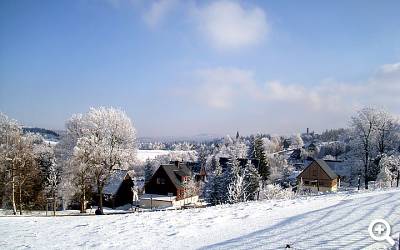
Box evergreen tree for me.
[144,159,154,183]
[254,135,270,185]
[223,152,242,203]
[244,162,261,200]
[197,144,208,169]
[227,170,247,203]
[207,156,224,205]
[247,135,256,159]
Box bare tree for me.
[350,107,379,189]
[375,110,398,155]
[0,113,21,214]
[46,159,58,216]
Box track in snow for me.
[204,191,400,249]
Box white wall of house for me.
[139,195,199,209]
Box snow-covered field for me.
[1,189,399,249]
[136,150,194,163]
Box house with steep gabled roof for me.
[297,159,339,192]
[141,161,199,209]
[144,161,192,199]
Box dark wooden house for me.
[144,162,192,200]
[297,159,338,192]
[101,170,135,208]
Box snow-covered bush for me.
[376,154,399,188]
[290,134,304,149]
[267,155,293,184]
[227,172,248,203]
[259,184,295,200]
[323,154,336,161]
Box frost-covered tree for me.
[227,170,248,203]
[243,162,260,200]
[0,114,42,214]
[46,159,58,216]
[263,136,282,154]
[350,107,399,187]
[0,113,22,213]
[253,135,270,185]
[376,161,393,188]
[183,177,198,198]
[247,135,256,159]
[57,114,92,212]
[7,133,40,215]
[204,155,225,205]
[290,134,304,149]
[172,142,193,151]
[375,110,398,155]
[379,154,400,187]
[350,107,380,189]
[205,156,224,205]
[70,157,92,213]
[220,158,235,203]
[259,184,295,200]
[73,107,137,214]
[268,155,293,184]
[217,135,248,159]
[196,144,209,169]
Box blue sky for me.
[1,0,400,137]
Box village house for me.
[297,159,339,192]
[100,170,136,208]
[306,142,317,153]
[141,161,199,209]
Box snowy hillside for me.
[1,189,399,249]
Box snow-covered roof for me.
[103,170,130,195]
[314,159,338,179]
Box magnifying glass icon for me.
[368,219,395,246]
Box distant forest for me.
[22,127,60,140]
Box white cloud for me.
[143,0,178,28]
[380,62,400,74]
[107,0,269,50]
[194,0,268,50]
[194,68,258,108]
[169,62,400,134]
[180,62,400,115]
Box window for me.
[156,178,165,184]
[304,180,310,185]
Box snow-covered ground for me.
[1,189,399,249]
